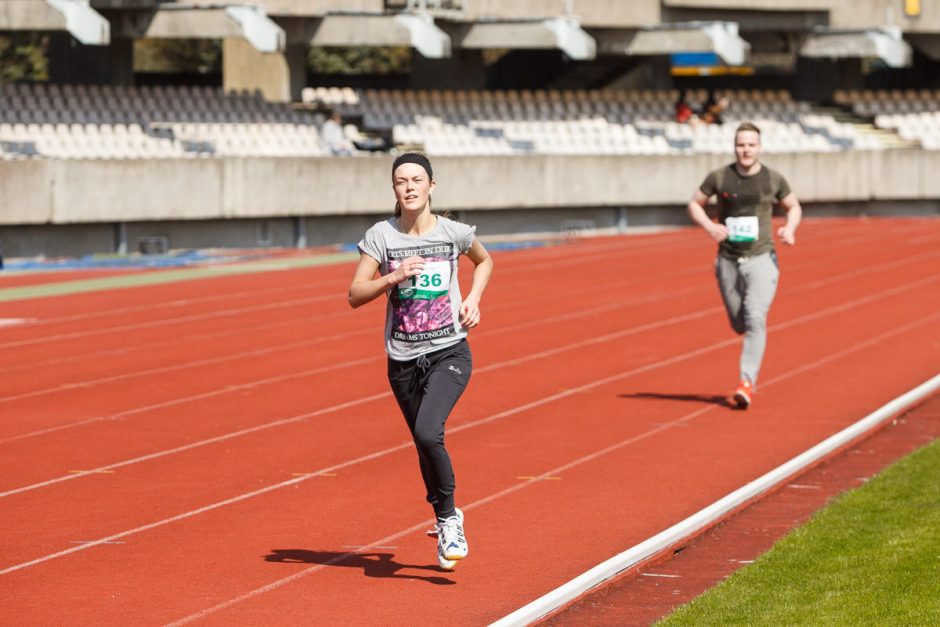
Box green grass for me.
[658,437,940,626]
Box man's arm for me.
[776,192,802,246]
[687,189,728,242]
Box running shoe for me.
[733,379,754,408]
[437,510,468,570]
[439,553,457,571]
[426,506,463,537]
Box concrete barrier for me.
[2,150,939,227]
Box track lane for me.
[2,218,939,625]
[3,240,938,574]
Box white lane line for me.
[0,293,340,350]
[4,226,932,411]
[0,310,351,377]
[164,518,441,626]
[167,311,940,625]
[0,352,382,447]
[4,285,939,581]
[0,318,34,327]
[0,237,670,349]
[8,238,936,444]
[8,233,938,410]
[1,222,913,353]
[3,268,939,500]
[0,365,386,498]
[0,282,705,445]
[0,327,373,406]
[490,386,940,624]
[3,279,333,329]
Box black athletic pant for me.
[387,339,472,521]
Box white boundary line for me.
[490,371,940,627]
[164,312,940,625]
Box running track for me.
[2,218,939,625]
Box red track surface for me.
[2,218,939,625]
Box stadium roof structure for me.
[1,0,939,100]
[0,0,752,63]
[0,0,110,45]
[800,26,913,68]
[594,21,748,66]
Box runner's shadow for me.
[264,549,456,585]
[620,392,732,408]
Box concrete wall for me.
[3,149,940,228]
[664,0,938,31]
[0,223,116,258]
[827,0,940,32]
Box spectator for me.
[321,111,355,156]
[674,90,697,124]
[701,90,730,125]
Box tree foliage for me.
[0,34,49,82]
[134,39,222,74]
[308,47,411,75]
[0,37,412,81]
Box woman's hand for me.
[391,256,426,284]
[460,294,482,329]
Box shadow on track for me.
[620,391,734,408]
[263,549,456,585]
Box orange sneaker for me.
[732,379,754,408]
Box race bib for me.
[726,216,759,243]
[397,260,451,300]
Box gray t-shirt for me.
[358,216,476,361]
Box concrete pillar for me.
[114,222,128,255]
[222,37,306,102]
[294,215,307,249]
[48,32,134,86]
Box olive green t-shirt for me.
[699,164,791,259]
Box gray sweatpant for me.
[715,252,779,387]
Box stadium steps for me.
[813,104,918,149]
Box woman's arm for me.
[348,253,425,308]
[459,239,494,329]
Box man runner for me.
[687,122,802,408]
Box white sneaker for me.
[426,506,463,537]
[439,554,458,571]
[438,510,468,568]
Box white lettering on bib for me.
[397,260,451,300]
[726,216,759,243]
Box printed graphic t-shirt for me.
[699,164,792,259]
[358,216,476,361]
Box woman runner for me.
[348,153,494,570]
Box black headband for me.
[392,153,433,180]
